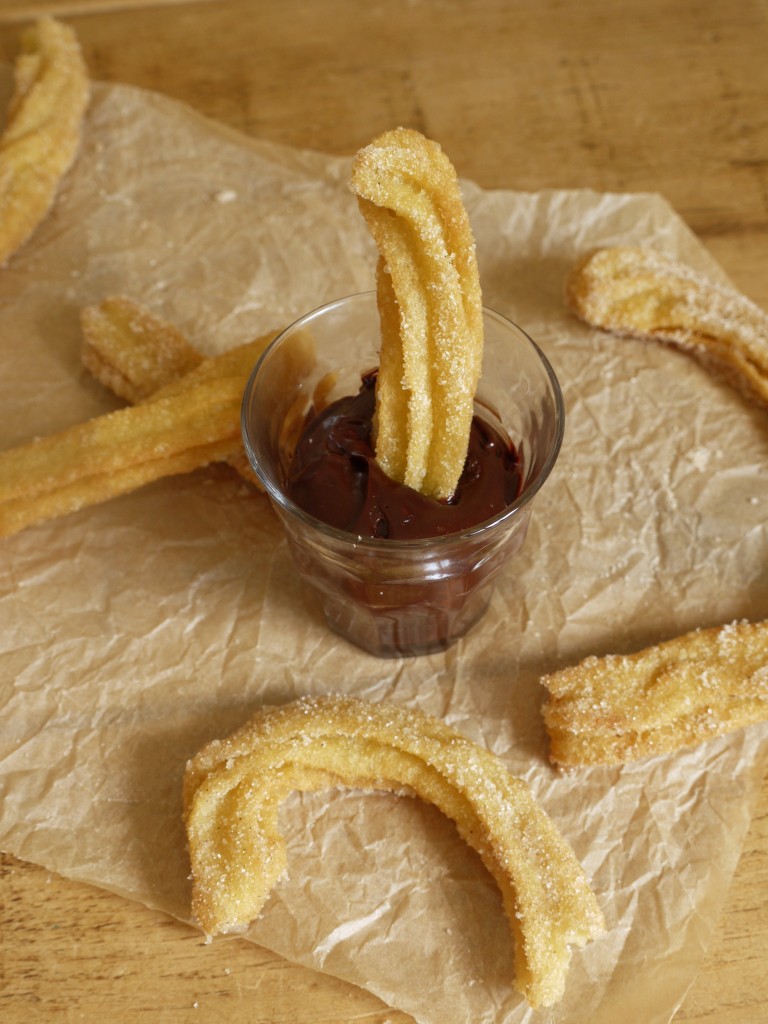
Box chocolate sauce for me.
[285,375,523,540]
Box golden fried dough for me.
[80,296,279,486]
[350,128,484,500]
[371,255,409,483]
[81,296,203,404]
[0,332,276,538]
[0,17,89,265]
[565,246,768,410]
[542,619,768,767]
[81,298,276,406]
[183,695,604,1009]
[0,376,243,538]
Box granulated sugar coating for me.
[80,296,203,403]
[183,695,605,1010]
[542,618,768,767]
[565,246,768,411]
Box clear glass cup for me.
[241,292,564,658]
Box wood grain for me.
[0,2,766,1022]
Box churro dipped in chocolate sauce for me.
[286,372,523,539]
[351,128,485,501]
[286,127,517,539]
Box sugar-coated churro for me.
[81,296,279,486]
[81,296,203,404]
[184,695,604,1009]
[0,376,243,538]
[0,324,278,538]
[350,128,484,500]
[542,619,768,767]
[566,246,768,410]
[0,17,89,265]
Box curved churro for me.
[542,619,768,767]
[350,128,484,500]
[565,246,768,410]
[0,17,90,265]
[183,695,604,1009]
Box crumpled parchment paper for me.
[0,73,767,1024]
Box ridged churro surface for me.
[81,296,204,404]
[350,128,484,500]
[183,695,604,1009]
[542,619,768,767]
[0,311,276,538]
[566,246,768,409]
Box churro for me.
[350,128,484,500]
[80,296,279,485]
[566,246,768,410]
[183,695,604,1009]
[0,376,242,538]
[81,296,203,404]
[0,330,276,539]
[542,619,768,767]
[0,17,89,265]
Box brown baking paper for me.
[1,72,767,1024]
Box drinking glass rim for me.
[241,291,565,550]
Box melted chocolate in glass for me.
[285,374,523,540]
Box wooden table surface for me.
[1,1,766,1021]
